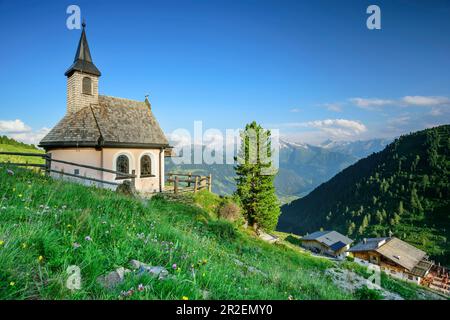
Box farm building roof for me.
[39,95,169,150]
[302,230,353,251]
[349,237,428,272]
[329,241,348,252]
[348,237,390,252]
[375,237,427,271]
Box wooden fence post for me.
[194,176,199,193]
[187,172,192,187]
[45,153,52,176]
[208,174,212,192]
[174,176,179,194]
[131,170,136,191]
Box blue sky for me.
[0,0,449,145]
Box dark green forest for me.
[279,125,450,265]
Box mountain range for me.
[166,138,390,201]
[278,125,450,265]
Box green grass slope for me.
[0,135,44,164]
[0,167,355,300]
[279,125,450,265]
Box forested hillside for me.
[279,125,450,265]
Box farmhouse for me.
[301,230,353,258]
[39,23,170,193]
[348,237,433,284]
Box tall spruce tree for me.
[234,121,280,231]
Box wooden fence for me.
[0,151,136,188]
[166,172,212,194]
[0,152,213,195]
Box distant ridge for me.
[278,125,450,265]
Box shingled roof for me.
[375,237,427,271]
[302,230,353,249]
[349,237,428,272]
[39,95,169,149]
[348,237,390,252]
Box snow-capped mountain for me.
[319,138,392,158]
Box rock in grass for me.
[129,259,144,270]
[129,260,170,280]
[233,258,268,278]
[234,259,244,266]
[116,180,136,196]
[247,266,269,278]
[202,290,210,299]
[97,267,131,289]
[137,265,169,280]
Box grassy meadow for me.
[0,165,443,300]
[0,141,44,165]
[0,167,354,300]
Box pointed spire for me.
[65,21,101,77]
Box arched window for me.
[140,155,152,177]
[116,155,129,178]
[82,77,92,95]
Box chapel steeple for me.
[65,21,101,77]
[65,21,101,114]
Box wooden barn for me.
[348,237,433,284]
[301,230,353,258]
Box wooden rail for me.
[49,157,135,178]
[49,169,120,186]
[166,172,212,194]
[0,151,136,189]
[1,152,213,195]
[0,162,46,168]
[0,151,48,158]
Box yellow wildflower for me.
[22,243,27,249]
[0,240,4,246]
[9,281,15,286]
[38,255,44,262]
[182,296,189,300]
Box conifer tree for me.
[235,121,280,231]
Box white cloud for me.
[6,128,50,146]
[430,107,444,116]
[349,95,450,112]
[0,119,31,133]
[320,103,342,112]
[276,119,367,141]
[0,119,49,145]
[303,118,366,132]
[401,96,450,106]
[350,98,394,109]
[289,108,301,113]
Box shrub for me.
[354,286,384,300]
[346,255,355,262]
[217,198,241,222]
[192,190,221,216]
[285,235,302,247]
